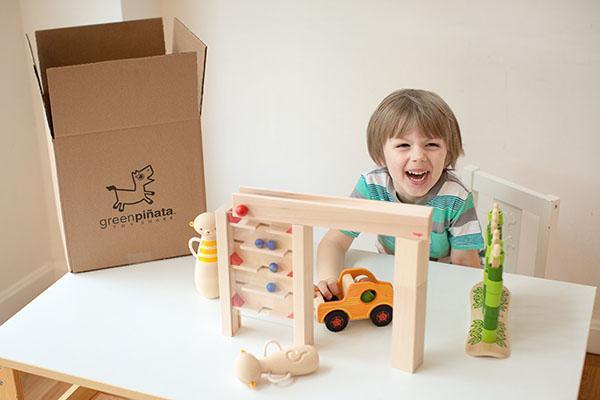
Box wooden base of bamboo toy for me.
[465,282,511,358]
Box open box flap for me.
[25,34,52,133]
[35,18,166,136]
[47,53,198,138]
[172,18,207,115]
[35,18,165,96]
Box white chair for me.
[461,165,560,278]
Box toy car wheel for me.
[324,310,349,332]
[370,305,393,327]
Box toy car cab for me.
[316,267,393,332]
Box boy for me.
[316,89,484,300]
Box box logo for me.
[106,165,155,212]
[100,164,175,230]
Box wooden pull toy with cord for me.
[234,340,319,388]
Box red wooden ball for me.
[235,204,249,217]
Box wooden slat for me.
[292,225,314,346]
[0,367,23,400]
[391,237,429,373]
[58,384,97,400]
[215,204,240,336]
[21,372,70,400]
[240,186,427,210]
[233,192,431,239]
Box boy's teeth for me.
[406,171,428,182]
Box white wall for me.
[0,0,61,323]
[20,0,123,58]
[20,0,122,31]
[0,0,123,324]
[121,0,161,21]
[158,0,600,348]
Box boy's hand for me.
[316,229,353,300]
[450,248,482,268]
[315,278,340,301]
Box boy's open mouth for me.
[405,170,429,183]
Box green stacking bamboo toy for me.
[466,203,511,358]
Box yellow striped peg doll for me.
[188,212,219,298]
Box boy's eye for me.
[427,143,440,148]
[395,143,410,148]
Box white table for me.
[0,250,595,399]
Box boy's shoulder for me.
[435,170,472,201]
[359,166,392,186]
[353,166,396,201]
[427,171,476,217]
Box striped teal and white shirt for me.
[341,167,484,258]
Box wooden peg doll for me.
[188,212,219,298]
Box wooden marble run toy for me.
[234,340,319,388]
[188,212,219,299]
[216,187,432,373]
[314,267,393,332]
[466,203,511,358]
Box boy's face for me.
[382,128,448,203]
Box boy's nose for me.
[410,146,426,161]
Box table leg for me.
[0,366,23,400]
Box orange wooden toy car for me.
[315,267,393,332]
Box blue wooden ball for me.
[269,262,279,272]
[254,238,265,248]
[267,240,277,250]
[266,282,277,292]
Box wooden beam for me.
[292,225,314,345]
[0,367,23,400]
[215,204,240,336]
[391,237,429,373]
[240,186,428,211]
[58,385,97,400]
[233,192,431,239]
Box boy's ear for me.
[444,155,452,169]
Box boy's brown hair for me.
[367,89,464,169]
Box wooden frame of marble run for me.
[215,187,432,373]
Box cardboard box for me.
[31,18,207,272]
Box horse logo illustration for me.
[106,165,155,212]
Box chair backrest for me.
[461,165,560,278]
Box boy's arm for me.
[450,248,481,268]
[448,191,485,268]
[316,229,354,299]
